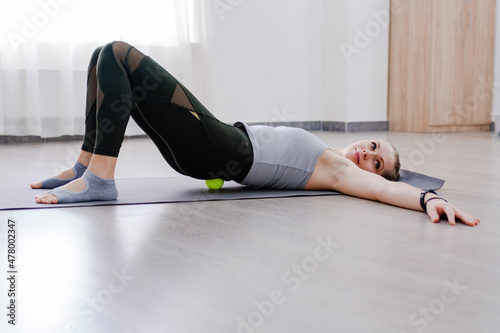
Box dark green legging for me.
[81,41,253,182]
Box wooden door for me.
[388,0,434,132]
[462,0,496,125]
[430,0,466,126]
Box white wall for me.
[206,0,499,126]
[346,0,390,122]
[209,0,323,124]
[321,0,349,122]
[322,0,389,123]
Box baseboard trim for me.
[346,121,389,132]
[0,134,148,144]
[0,121,390,144]
[243,121,323,131]
[243,121,389,132]
[321,121,389,132]
[0,135,85,144]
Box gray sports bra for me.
[235,122,329,190]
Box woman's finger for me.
[426,201,480,227]
[455,209,480,227]
[443,204,456,226]
[427,206,441,223]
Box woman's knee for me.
[111,41,132,57]
[111,41,134,71]
[87,46,103,72]
[96,41,130,92]
[98,41,136,75]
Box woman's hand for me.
[309,152,481,227]
[425,199,480,227]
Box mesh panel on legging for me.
[81,41,253,181]
[81,46,102,153]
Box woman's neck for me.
[331,148,344,156]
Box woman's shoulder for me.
[303,149,353,190]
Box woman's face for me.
[343,140,397,177]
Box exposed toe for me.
[35,193,58,204]
[31,182,42,189]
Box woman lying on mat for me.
[32,41,479,227]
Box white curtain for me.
[0,0,212,138]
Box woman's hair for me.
[382,144,401,181]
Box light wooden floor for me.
[1,130,499,333]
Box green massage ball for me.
[206,178,224,190]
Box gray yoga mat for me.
[0,169,443,211]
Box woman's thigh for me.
[128,56,253,181]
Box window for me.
[1,0,196,49]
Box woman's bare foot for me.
[30,168,78,189]
[30,150,93,189]
[35,154,118,204]
[35,178,87,204]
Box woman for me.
[32,41,479,227]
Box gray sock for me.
[40,161,87,189]
[47,169,118,204]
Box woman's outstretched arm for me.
[305,150,480,226]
